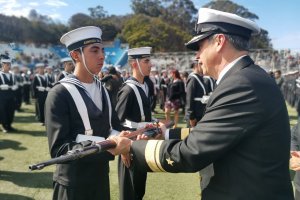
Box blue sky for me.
[0,0,299,51]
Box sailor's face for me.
[138,58,152,76]
[65,61,74,72]
[82,43,105,74]
[2,63,11,72]
[37,67,45,74]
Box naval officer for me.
[108,8,294,200]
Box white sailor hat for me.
[115,66,122,73]
[186,8,260,50]
[35,63,45,68]
[60,26,102,52]
[128,47,152,59]
[1,58,11,63]
[45,65,53,69]
[60,57,73,63]
[151,67,158,72]
[11,63,19,68]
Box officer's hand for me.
[189,119,197,127]
[107,136,132,155]
[290,154,300,171]
[121,153,131,168]
[291,151,300,158]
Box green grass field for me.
[0,102,297,200]
[0,103,199,200]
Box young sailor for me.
[45,26,125,200]
[115,47,153,200]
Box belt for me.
[194,95,210,104]
[36,86,50,92]
[123,119,149,129]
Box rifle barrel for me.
[29,121,174,171]
[29,140,116,171]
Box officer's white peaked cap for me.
[186,8,260,50]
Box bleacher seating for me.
[50,45,69,58]
[104,39,128,67]
[1,42,299,74]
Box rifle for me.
[29,121,174,171]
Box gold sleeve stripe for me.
[145,140,166,172]
[155,140,166,172]
[181,128,190,140]
[145,140,161,172]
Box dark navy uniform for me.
[46,76,123,200]
[185,73,215,126]
[56,71,70,82]
[46,72,55,88]
[115,77,152,200]
[144,76,155,112]
[22,72,31,104]
[0,71,17,131]
[13,72,23,111]
[129,56,293,200]
[32,74,48,123]
[159,75,170,110]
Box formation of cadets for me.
[100,60,217,129]
[0,54,75,132]
[1,52,299,133]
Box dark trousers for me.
[118,156,147,200]
[151,95,157,112]
[23,85,30,104]
[15,88,23,110]
[0,97,15,129]
[35,92,47,123]
[52,164,110,200]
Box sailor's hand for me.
[107,136,132,155]
[136,134,149,140]
[119,130,132,137]
[157,121,166,139]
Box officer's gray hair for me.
[224,34,250,51]
[208,34,250,51]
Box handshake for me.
[105,121,170,167]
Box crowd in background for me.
[2,52,300,130]
[1,47,300,132]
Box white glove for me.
[0,84,9,90]
[37,86,45,92]
[11,85,18,91]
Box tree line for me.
[0,0,272,52]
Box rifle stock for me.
[29,120,174,171]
